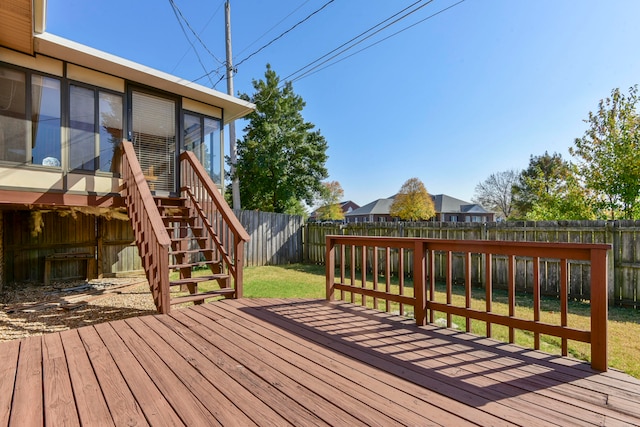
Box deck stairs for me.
[156,196,236,307]
[119,139,249,314]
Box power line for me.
[168,0,226,66]
[168,0,215,86]
[283,0,427,82]
[192,0,334,87]
[234,0,312,60]
[249,1,431,105]
[290,0,466,84]
[234,0,336,69]
[171,0,225,74]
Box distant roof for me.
[340,200,359,208]
[431,194,490,213]
[347,194,492,216]
[346,199,394,216]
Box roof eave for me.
[33,32,255,124]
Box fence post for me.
[326,236,335,301]
[590,247,608,371]
[414,239,426,326]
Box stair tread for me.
[167,225,202,230]
[170,288,235,305]
[169,260,219,270]
[170,248,214,255]
[170,274,229,286]
[171,236,207,242]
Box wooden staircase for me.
[119,140,249,314]
[156,196,236,307]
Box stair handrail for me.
[120,140,172,313]
[180,150,249,296]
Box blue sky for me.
[47,1,640,206]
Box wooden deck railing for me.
[120,140,172,313]
[180,151,250,297]
[326,236,611,371]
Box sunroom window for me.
[69,85,95,171]
[183,112,222,187]
[69,84,123,172]
[99,92,123,173]
[32,75,61,166]
[0,66,27,162]
[0,67,63,167]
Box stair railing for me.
[120,140,172,314]
[180,151,250,298]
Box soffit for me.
[0,0,33,55]
[34,32,254,124]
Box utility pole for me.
[225,0,241,209]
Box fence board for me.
[233,210,303,267]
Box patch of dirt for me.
[0,278,157,342]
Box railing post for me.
[590,248,608,371]
[326,236,335,301]
[414,239,426,326]
[235,237,244,299]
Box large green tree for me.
[233,64,328,214]
[570,85,640,219]
[389,178,435,221]
[512,152,595,220]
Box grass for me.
[182,263,640,378]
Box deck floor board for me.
[0,340,19,427]
[194,304,446,426]
[75,326,149,427]
[10,337,43,426]
[1,298,640,426]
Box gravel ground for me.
[0,278,158,342]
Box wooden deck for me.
[2,299,640,426]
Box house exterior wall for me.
[0,44,233,204]
[0,167,121,196]
[438,212,495,222]
[348,214,395,223]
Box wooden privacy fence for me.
[325,235,611,371]
[307,221,640,307]
[234,210,303,267]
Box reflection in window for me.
[32,75,61,166]
[0,66,28,162]
[69,85,96,171]
[184,113,201,152]
[99,92,122,172]
[204,117,221,184]
[183,112,222,186]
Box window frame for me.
[0,61,126,174]
[67,80,124,175]
[182,109,223,187]
[0,63,63,168]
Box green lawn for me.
[184,263,640,378]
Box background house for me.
[431,194,494,222]
[344,198,395,223]
[309,200,360,221]
[345,194,494,223]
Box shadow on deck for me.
[2,298,640,426]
